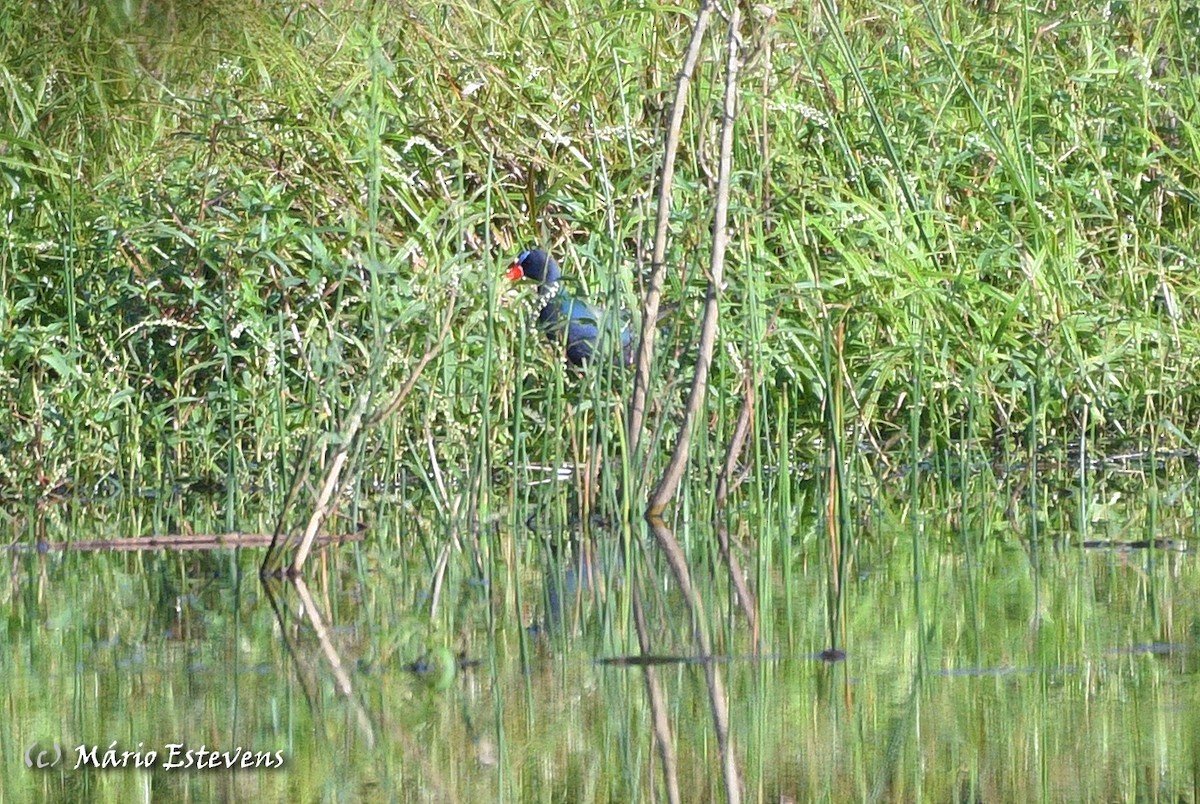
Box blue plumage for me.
[506,249,632,367]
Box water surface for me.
[4,464,1198,801]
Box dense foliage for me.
[2,0,1198,503]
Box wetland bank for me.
[3,0,1199,800]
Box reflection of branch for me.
[262,579,322,716]
[429,539,453,617]
[715,313,775,643]
[265,580,451,798]
[292,577,376,748]
[631,577,681,804]
[648,514,739,801]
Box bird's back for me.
[539,293,630,366]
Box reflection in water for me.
[5,464,1200,801]
[540,539,603,637]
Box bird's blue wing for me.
[538,292,632,366]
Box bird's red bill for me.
[505,263,524,281]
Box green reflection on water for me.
[3,467,1199,802]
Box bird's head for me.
[505,249,561,285]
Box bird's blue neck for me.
[539,257,563,287]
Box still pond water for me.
[4,463,1198,802]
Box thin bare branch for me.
[627,0,716,459]
[292,577,377,747]
[288,289,459,575]
[290,398,366,574]
[714,373,759,639]
[368,288,459,427]
[647,5,742,516]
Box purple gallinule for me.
[506,249,633,367]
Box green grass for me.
[2,0,1198,506]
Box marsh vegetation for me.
[2,0,1199,800]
